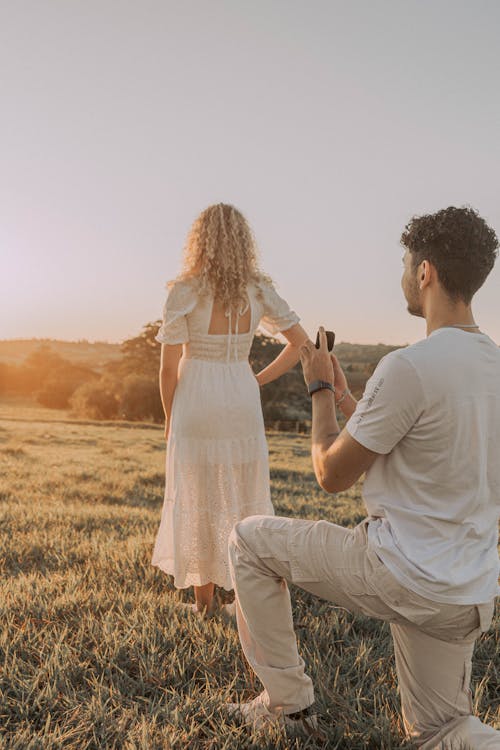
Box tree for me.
[70,379,119,420]
[250,333,311,424]
[112,322,162,380]
[25,345,66,375]
[119,374,164,422]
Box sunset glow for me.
[1,1,499,346]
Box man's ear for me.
[419,260,432,290]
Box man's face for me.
[401,250,424,317]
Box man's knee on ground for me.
[414,713,494,749]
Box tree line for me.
[0,325,400,426]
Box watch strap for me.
[308,379,335,397]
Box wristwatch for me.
[307,380,335,397]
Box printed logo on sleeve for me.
[354,378,385,423]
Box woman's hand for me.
[300,327,335,386]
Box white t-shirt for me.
[346,328,500,605]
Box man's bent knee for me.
[229,515,268,553]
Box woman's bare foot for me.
[178,602,213,618]
[194,582,215,616]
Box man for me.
[227,206,500,748]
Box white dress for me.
[152,277,299,590]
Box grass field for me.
[0,406,498,749]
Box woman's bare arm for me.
[159,343,183,437]
[255,323,309,386]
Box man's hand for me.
[300,327,335,386]
[331,354,348,397]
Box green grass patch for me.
[0,414,498,748]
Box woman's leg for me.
[194,582,215,614]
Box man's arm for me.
[310,388,378,492]
[300,330,379,493]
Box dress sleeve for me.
[346,350,425,454]
[156,280,197,345]
[258,280,300,336]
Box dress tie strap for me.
[225,308,232,362]
[234,312,239,361]
[226,299,250,362]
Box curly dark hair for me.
[400,206,498,303]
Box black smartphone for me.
[315,330,335,351]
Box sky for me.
[1,0,499,346]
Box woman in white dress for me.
[152,204,308,615]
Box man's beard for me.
[407,299,424,318]
[405,280,424,318]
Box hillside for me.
[0,338,122,370]
[0,337,402,369]
[0,335,405,427]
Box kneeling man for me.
[228,206,500,748]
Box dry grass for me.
[0,407,498,749]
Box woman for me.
[152,203,308,616]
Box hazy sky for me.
[1,0,499,345]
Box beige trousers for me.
[228,515,499,749]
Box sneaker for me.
[227,692,318,735]
[284,706,319,736]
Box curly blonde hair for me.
[178,203,269,309]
